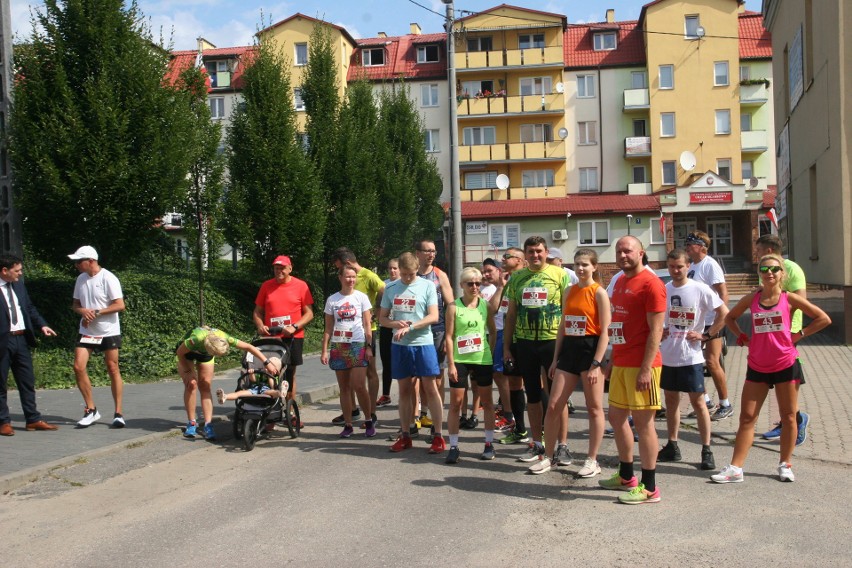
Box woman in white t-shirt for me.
[322,265,375,439]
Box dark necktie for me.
[5,284,17,325]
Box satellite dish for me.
[679,150,697,172]
[696,26,706,38]
[496,174,510,190]
[748,176,759,189]
[558,127,569,140]
[555,82,564,93]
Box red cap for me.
[272,255,292,266]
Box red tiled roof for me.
[348,33,447,82]
[565,20,645,69]
[739,11,772,59]
[456,4,567,28]
[762,185,777,208]
[166,47,255,92]
[461,194,661,219]
[258,13,358,47]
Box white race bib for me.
[392,295,416,314]
[270,315,291,326]
[564,315,587,336]
[498,298,509,314]
[80,335,103,345]
[668,305,696,328]
[521,287,547,307]
[753,310,784,334]
[608,322,625,345]
[331,322,355,343]
[456,333,484,355]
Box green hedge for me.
[25,269,324,389]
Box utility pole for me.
[443,0,463,296]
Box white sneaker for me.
[577,458,601,478]
[778,462,795,482]
[111,414,126,428]
[77,408,101,427]
[528,456,552,474]
[711,464,744,484]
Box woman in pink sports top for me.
[713,254,830,484]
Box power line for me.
[406,0,447,20]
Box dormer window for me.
[204,60,231,88]
[417,44,440,63]
[593,32,616,51]
[363,48,385,66]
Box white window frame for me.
[209,97,225,120]
[295,43,308,66]
[659,65,674,89]
[578,121,597,145]
[714,61,729,86]
[662,161,677,185]
[685,15,700,39]
[520,123,552,143]
[467,36,493,52]
[632,165,647,183]
[742,160,754,181]
[717,158,732,181]
[660,113,676,137]
[631,71,647,89]
[593,32,617,51]
[579,167,599,192]
[462,126,496,146]
[741,112,753,132]
[578,220,610,246]
[490,223,520,249]
[739,65,751,82]
[521,169,554,187]
[362,48,385,66]
[715,109,731,134]
[577,74,596,98]
[520,76,552,96]
[420,84,439,107]
[424,129,440,153]
[519,33,545,49]
[294,88,305,111]
[416,44,440,63]
[650,216,667,245]
[464,171,498,190]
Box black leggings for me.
[380,326,394,396]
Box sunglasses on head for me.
[759,265,782,274]
[502,253,521,260]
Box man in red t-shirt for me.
[599,236,666,504]
[253,255,314,402]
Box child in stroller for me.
[216,356,286,403]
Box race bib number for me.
[456,333,484,355]
[668,305,696,328]
[270,315,291,326]
[392,295,416,314]
[521,287,547,307]
[564,315,587,336]
[80,335,103,345]
[753,310,784,334]
[608,322,625,345]
[498,298,509,314]
[331,322,355,343]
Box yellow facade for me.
[644,0,742,189]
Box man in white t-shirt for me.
[68,246,126,428]
[547,247,579,285]
[658,249,728,470]
[685,231,732,420]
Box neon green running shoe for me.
[498,430,530,444]
[618,483,661,504]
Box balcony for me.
[461,185,567,201]
[458,93,564,117]
[455,46,564,71]
[739,83,769,106]
[623,88,650,111]
[624,137,652,158]
[627,182,653,195]
[459,141,565,164]
[741,130,768,153]
[209,71,231,89]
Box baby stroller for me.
[230,332,301,451]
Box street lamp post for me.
[444,0,463,296]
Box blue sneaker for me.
[762,422,782,441]
[203,422,216,440]
[796,412,809,446]
[184,421,197,438]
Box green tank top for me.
[452,297,492,365]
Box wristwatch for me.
[590,359,602,368]
[94,309,101,317]
[292,323,300,331]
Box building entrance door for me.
[707,217,733,258]
[673,218,697,250]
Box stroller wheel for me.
[232,417,244,440]
[286,399,301,439]
[243,418,259,451]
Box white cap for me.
[547,247,562,260]
[68,246,99,261]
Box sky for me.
[10,0,762,51]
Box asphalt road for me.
[2,395,849,567]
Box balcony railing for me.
[623,88,650,111]
[461,185,567,201]
[739,83,769,105]
[458,93,563,116]
[624,137,652,158]
[459,141,565,163]
[455,46,564,70]
[741,130,768,153]
[626,182,653,195]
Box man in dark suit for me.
[0,254,58,435]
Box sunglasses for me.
[759,265,783,274]
[463,281,482,287]
[502,253,522,261]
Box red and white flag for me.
[658,212,666,236]
[767,208,779,229]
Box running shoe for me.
[429,435,446,454]
[77,408,101,427]
[462,416,479,430]
[554,444,573,466]
[494,418,514,433]
[567,397,576,414]
[577,458,601,478]
[203,423,216,440]
[480,442,495,460]
[340,425,354,438]
[655,408,667,421]
[216,388,226,404]
[498,430,530,445]
[364,421,376,438]
[420,415,433,428]
[528,455,552,474]
[711,404,734,421]
[390,435,412,452]
[598,472,638,491]
[409,423,420,438]
[376,395,392,407]
[360,414,379,429]
[711,464,744,483]
[112,413,126,428]
[518,443,544,463]
[618,483,661,505]
[688,400,718,418]
[762,422,782,441]
[796,412,810,446]
[700,448,716,471]
[446,446,460,464]
[332,409,361,425]
[657,441,682,462]
[778,462,795,482]
[184,420,197,438]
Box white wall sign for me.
[466,221,488,234]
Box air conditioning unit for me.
[551,229,568,241]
